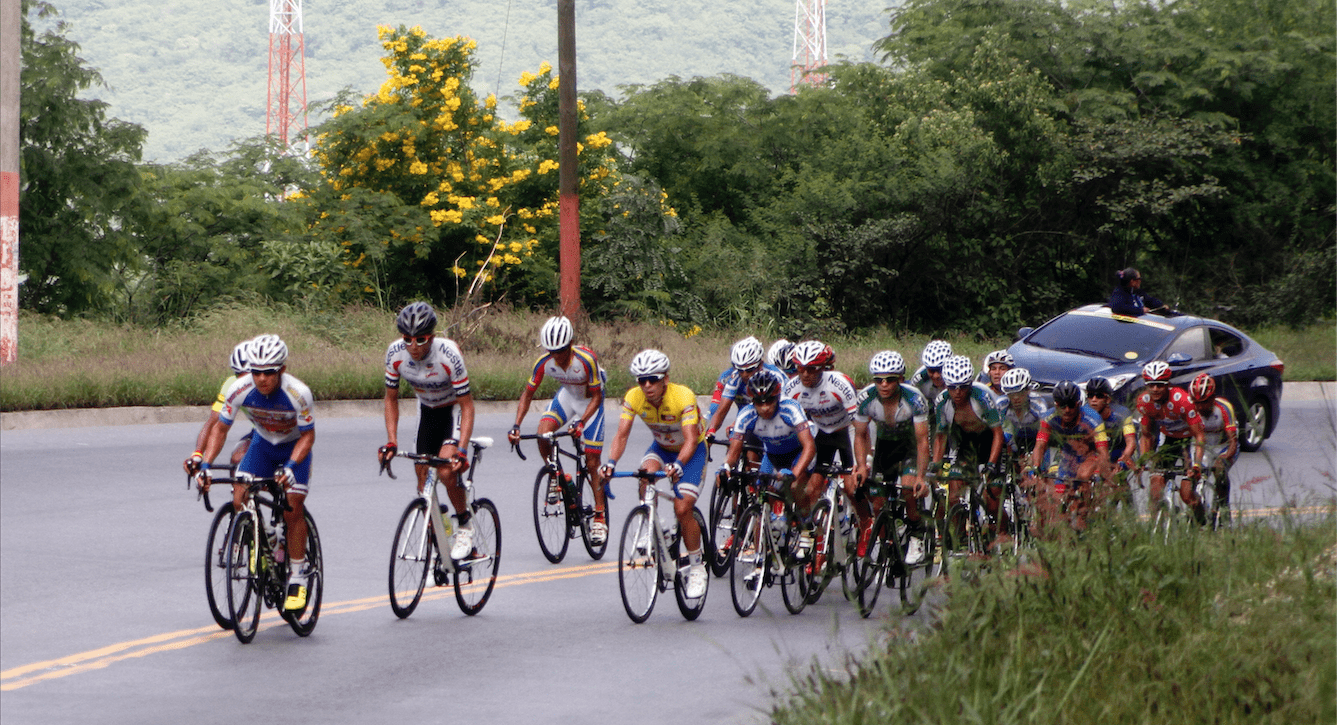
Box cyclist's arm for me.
[288,427,315,467]
[604,415,635,469]
[913,420,931,484]
[200,416,234,466]
[579,385,604,429]
[704,396,734,438]
[724,436,745,469]
[988,424,1004,466]
[194,411,221,453]
[512,385,537,431]
[1189,418,1206,469]
[794,425,817,479]
[852,419,872,480]
[452,393,475,463]
[932,430,947,467]
[676,421,701,467]
[383,384,401,449]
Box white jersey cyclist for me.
[218,373,315,446]
[732,398,811,461]
[783,370,860,434]
[383,336,471,408]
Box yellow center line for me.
[1,560,618,692]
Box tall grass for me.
[770,515,1336,724]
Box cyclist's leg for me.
[537,393,573,462]
[671,445,708,554]
[282,453,312,562]
[580,398,608,517]
[229,430,254,466]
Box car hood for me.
[1007,344,1140,387]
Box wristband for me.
[286,459,298,469]
[192,450,203,458]
[443,438,459,447]
[200,461,211,470]
[607,459,617,469]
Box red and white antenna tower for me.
[790,0,828,92]
[266,0,308,152]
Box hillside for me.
[39,0,892,161]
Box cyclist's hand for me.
[274,465,296,489]
[378,444,397,464]
[910,475,929,499]
[705,430,718,446]
[776,468,795,487]
[663,462,684,482]
[184,452,204,476]
[1189,465,1202,480]
[985,461,1002,480]
[194,467,212,493]
[599,464,616,480]
[451,451,469,472]
[507,425,521,445]
[568,419,584,439]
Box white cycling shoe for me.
[684,564,708,599]
[450,525,475,560]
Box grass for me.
[769,514,1337,724]
[0,304,1331,411]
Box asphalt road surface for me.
[2,396,1333,723]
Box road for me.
[2,396,1333,723]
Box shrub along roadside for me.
[770,515,1336,724]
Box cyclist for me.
[909,339,952,406]
[723,369,817,503]
[184,339,255,475]
[506,316,609,544]
[1136,361,1209,523]
[767,338,797,379]
[1188,372,1238,522]
[195,334,316,611]
[1085,377,1138,503]
[977,350,1014,400]
[377,302,478,563]
[851,351,932,562]
[600,350,709,599]
[999,367,1048,463]
[1026,380,1111,534]
[704,336,784,441]
[782,340,862,557]
[930,355,1006,539]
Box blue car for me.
[1006,304,1283,451]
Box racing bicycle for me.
[608,470,712,623]
[512,429,607,563]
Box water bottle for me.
[273,528,286,564]
[439,503,454,536]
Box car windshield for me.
[1025,312,1168,363]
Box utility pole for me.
[1,0,20,364]
[791,0,828,92]
[266,0,308,153]
[557,0,580,318]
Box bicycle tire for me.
[532,469,570,563]
[707,477,741,578]
[780,528,810,615]
[204,501,236,630]
[224,510,262,644]
[672,508,710,620]
[618,505,658,623]
[804,499,834,604]
[855,510,892,618]
[729,505,766,617]
[454,498,501,615]
[388,499,432,619]
[283,509,323,636]
[891,516,926,615]
[577,471,609,561]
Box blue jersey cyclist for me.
[1084,377,1137,471]
[704,336,785,438]
[184,339,256,474]
[600,350,709,600]
[195,334,316,612]
[378,302,478,563]
[998,368,1048,462]
[724,369,817,487]
[1027,381,1112,533]
[507,315,610,544]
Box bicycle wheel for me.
[673,508,710,620]
[780,528,810,615]
[618,505,659,623]
[454,498,501,615]
[284,510,323,636]
[707,477,740,577]
[224,510,262,644]
[855,510,893,618]
[577,471,609,560]
[804,499,834,604]
[730,505,766,617]
[890,516,926,615]
[204,501,236,630]
[533,469,570,563]
[388,499,433,619]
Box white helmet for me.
[249,334,288,370]
[629,349,670,377]
[729,336,765,370]
[983,350,1014,369]
[229,339,253,376]
[941,355,974,387]
[1000,368,1032,394]
[539,316,574,351]
[868,350,906,376]
[921,340,953,369]
[767,339,795,372]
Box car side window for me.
[1209,328,1245,359]
[1164,326,1209,362]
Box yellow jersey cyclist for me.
[378,302,478,562]
[507,315,610,544]
[600,350,709,599]
[194,334,316,611]
[184,339,256,475]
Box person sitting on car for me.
[1109,267,1170,317]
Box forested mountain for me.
[41,0,889,161]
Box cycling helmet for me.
[396,301,437,336]
[791,340,835,369]
[1085,376,1114,399]
[1000,368,1032,394]
[629,349,671,377]
[229,339,253,376]
[1142,360,1172,383]
[746,369,784,402]
[1189,372,1216,402]
[1052,380,1083,408]
[983,350,1014,369]
[941,355,974,387]
[767,339,795,371]
[249,334,289,370]
[868,350,906,376]
[539,315,574,351]
[921,340,953,370]
[729,336,765,370]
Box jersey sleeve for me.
[439,339,472,398]
[524,353,550,392]
[384,340,404,389]
[285,379,317,432]
[212,375,235,413]
[620,387,643,421]
[730,406,757,440]
[574,347,603,395]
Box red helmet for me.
[792,340,835,369]
[1189,372,1216,402]
[1142,361,1172,383]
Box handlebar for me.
[187,463,238,513]
[379,439,493,480]
[604,469,679,500]
[509,428,580,462]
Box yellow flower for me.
[476,234,491,244]
[545,125,560,137]
[518,71,536,87]
[503,254,522,265]
[409,160,429,175]
[548,77,560,90]
[538,61,552,74]
[451,266,468,278]
[484,214,506,226]
[508,241,523,253]
[537,159,560,175]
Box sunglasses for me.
[798,365,824,374]
[752,394,778,405]
[1145,381,1168,388]
[737,363,762,374]
[403,335,432,346]
[1057,402,1080,410]
[872,376,901,385]
[947,383,972,391]
[637,374,665,385]
[252,367,282,377]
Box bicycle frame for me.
[385,439,492,577]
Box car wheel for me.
[1239,395,1270,453]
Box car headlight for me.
[1106,372,1139,393]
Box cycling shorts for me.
[239,435,312,496]
[539,387,606,452]
[416,404,456,457]
[1150,436,1192,473]
[641,441,707,500]
[760,449,804,477]
[814,428,854,471]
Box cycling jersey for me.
[1000,392,1048,453]
[933,383,1004,435]
[1095,402,1136,461]
[218,373,315,446]
[1036,406,1109,460]
[706,363,785,422]
[524,346,603,399]
[783,371,859,434]
[1198,398,1238,450]
[731,399,810,457]
[619,382,701,452]
[908,366,946,407]
[1136,387,1201,439]
[383,337,471,408]
[854,383,929,444]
